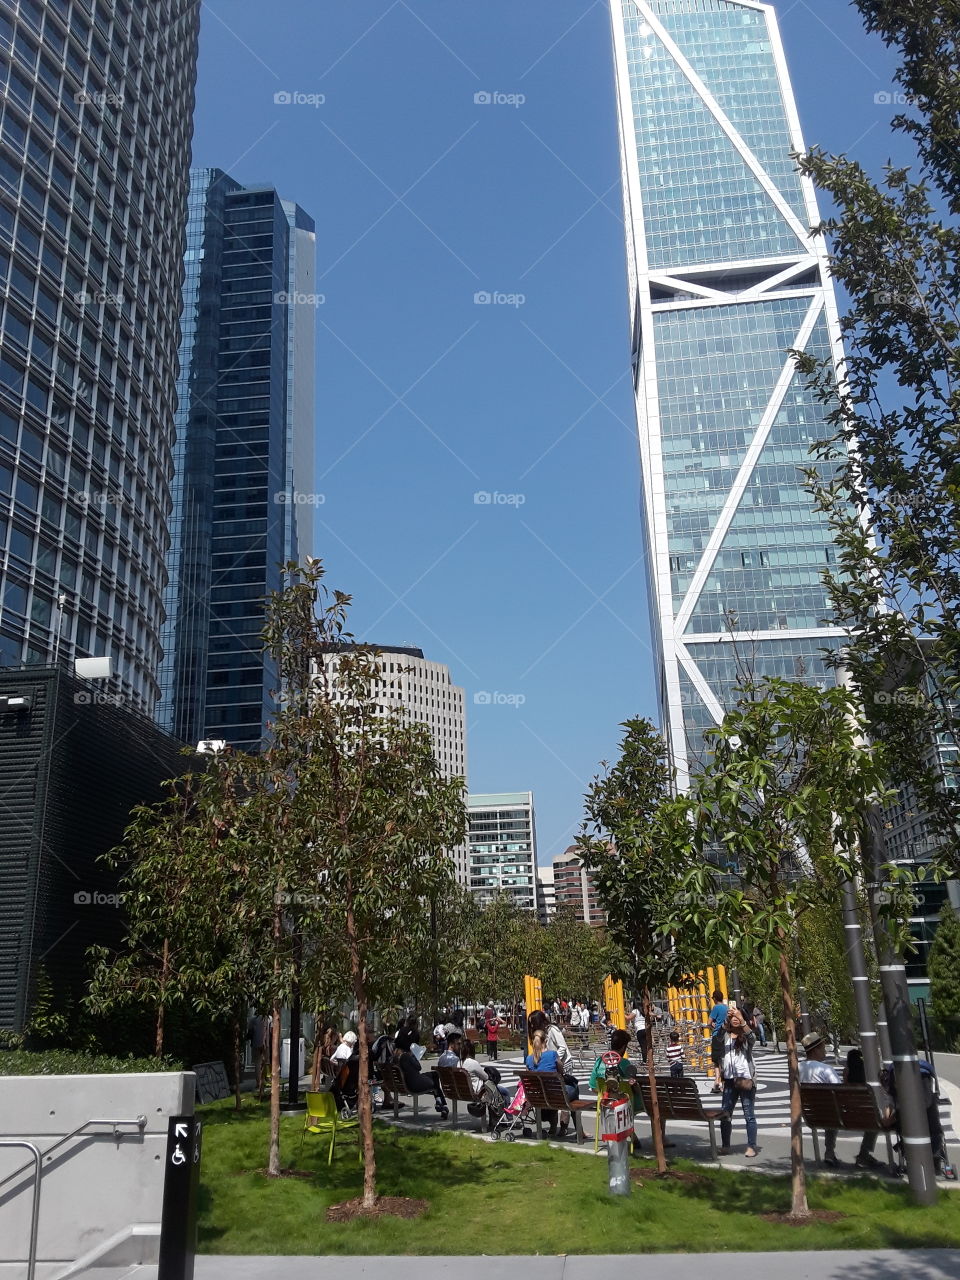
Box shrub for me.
[0,1049,181,1076]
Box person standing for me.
[753,1006,766,1046]
[708,989,729,1092]
[484,1004,503,1060]
[247,1011,272,1098]
[718,1007,758,1158]
[666,1031,685,1078]
[629,1002,647,1062]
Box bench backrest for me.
[799,1083,887,1132]
[381,1062,408,1096]
[519,1070,569,1110]
[637,1074,706,1121]
[437,1066,477,1104]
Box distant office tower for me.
[323,645,469,882]
[0,1,199,711]
[535,864,555,924]
[553,847,607,926]
[158,169,316,751]
[468,792,538,911]
[610,1,847,781]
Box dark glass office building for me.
[158,169,316,752]
[0,0,200,712]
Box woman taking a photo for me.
[718,1006,758,1158]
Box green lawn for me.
[198,1099,960,1255]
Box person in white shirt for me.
[629,1005,647,1060]
[799,1031,842,1167]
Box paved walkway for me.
[98,1251,960,1280]
[373,1044,959,1185]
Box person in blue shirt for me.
[708,990,728,1093]
[525,1027,578,1138]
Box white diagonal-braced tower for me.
[609,0,848,785]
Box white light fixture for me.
[196,739,227,755]
[75,656,112,680]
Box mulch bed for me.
[760,1210,848,1225]
[253,1168,315,1180]
[630,1168,706,1186]
[326,1196,429,1222]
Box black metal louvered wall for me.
[0,667,189,1033]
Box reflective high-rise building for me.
[158,169,316,752]
[610,0,847,782]
[0,0,200,712]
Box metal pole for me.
[283,926,302,1112]
[842,878,882,1087]
[0,1141,41,1280]
[797,984,812,1037]
[865,807,938,1205]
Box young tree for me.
[669,680,893,1218]
[578,718,701,1173]
[259,561,466,1206]
[793,1,960,876]
[929,905,960,1049]
[540,906,612,1008]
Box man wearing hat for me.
[799,1031,841,1167]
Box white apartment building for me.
[468,792,538,912]
[321,645,468,883]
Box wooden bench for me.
[519,1070,593,1144]
[799,1082,895,1167]
[381,1061,436,1119]
[637,1075,724,1159]
[437,1065,481,1128]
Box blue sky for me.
[192,1,903,863]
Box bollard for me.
[600,1096,633,1197]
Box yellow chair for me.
[299,1090,361,1165]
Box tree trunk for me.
[268,1002,282,1177]
[642,987,667,1173]
[267,900,283,1177]
[232,1004,243,1111]
[778,943,809,1218]
[346,893,377,1209]
[154,938,170,1057]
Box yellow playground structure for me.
[665,966,729,1074]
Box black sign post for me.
[158,1115,202,1280]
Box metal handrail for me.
[0,1141,41,1280]
[0,1115,147,1192]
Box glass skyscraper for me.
[157,168,316,752]
[610,0,847,783]
[0,0,200,713]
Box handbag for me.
[735,1076,754,1092]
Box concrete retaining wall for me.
[0,1072,194,1279]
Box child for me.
[666,1030,684,1078]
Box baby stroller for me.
[880,1060,956,1180]
[490,1080,535,1142]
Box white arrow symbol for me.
[175,1123,188,1138]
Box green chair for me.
[299,1090,361,1164]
